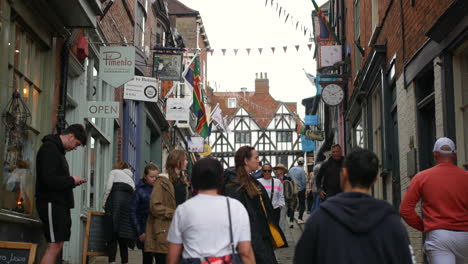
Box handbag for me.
[259,196,286,249]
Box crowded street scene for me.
[0,0,468,263]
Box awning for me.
[46,0,103,28]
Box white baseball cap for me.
[433,137,456,154]
[298,157,305,163]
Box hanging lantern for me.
[2,90,31,132]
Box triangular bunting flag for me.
[265,0,268,6]
[210,49,214,56]
[285,14,289,23]
[304,28,308,36]
[258,48,263,55]
[283,46,288,53]
[271,47,276,54]
[246,48,251,55]
[222,49,226,56]
[279,7,282,17]
[233,49,238,56]
[295,45,300,52]
[308,44,312,51]
[271,0,273,6]
[296,21,299,29]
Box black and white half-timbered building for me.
[206,73,303,169]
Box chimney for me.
[255,72,269,94]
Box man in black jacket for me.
[294,148,415,264]
[36,124,87,264]
[316,144,344,200]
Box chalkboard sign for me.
[0,241,36,264]
[82,212,112,264]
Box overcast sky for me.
[179,0,327,118]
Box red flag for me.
[271,47,276,54]
[222,49,227,56]
[209,49,214,56]
[283,46,287,53]
[233,49,238,56]
[308,44,312,51]
[258,48,263,55]
[295,45,300,52]
[246,48,251,55]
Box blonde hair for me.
[165,149,188,185]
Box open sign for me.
[86,102,119,118]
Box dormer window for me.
[228,98,237,108]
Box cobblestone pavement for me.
[276,215,306,264]
[91,217,307,264]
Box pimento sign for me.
[99,46,135,87]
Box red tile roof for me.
[206,85,299,128]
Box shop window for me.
[2,22,48,215]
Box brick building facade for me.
[317,1,468,263]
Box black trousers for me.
[297,190,306,220]
[272,207,281,227]
[142,250,157,264]
[155,253,166,264]
[108,237,128,263]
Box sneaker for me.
[289,224,294,228]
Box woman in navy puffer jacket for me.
[130,163,160,264]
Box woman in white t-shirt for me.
[166,158,255,264]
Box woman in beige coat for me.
[144,171,176,263]
[145,150,187,263]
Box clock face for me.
[322,84,344,106]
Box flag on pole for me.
[184,55,209,138]
[210,104,227,131]
[304,69,320,94]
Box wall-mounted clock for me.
[321,84,344,106]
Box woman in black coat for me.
[103,161,136,264]
[224,146,287,264]
[130,163,159,264]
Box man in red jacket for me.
[400,137,468,264]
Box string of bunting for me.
[182,44,314,56]
[264,0,312,38]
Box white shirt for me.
[258,177,285,209]
[102,169,135,207]
[167,194,251,258]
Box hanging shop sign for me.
[99,46,135,87]
[187,136,204,153]
[320,45,342,67]
[305,130,324,141]
[86,101,119,118]
[153,52,183,81]
[166,98,190,121]
[124,76,160,103]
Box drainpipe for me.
[56,30,79,133]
